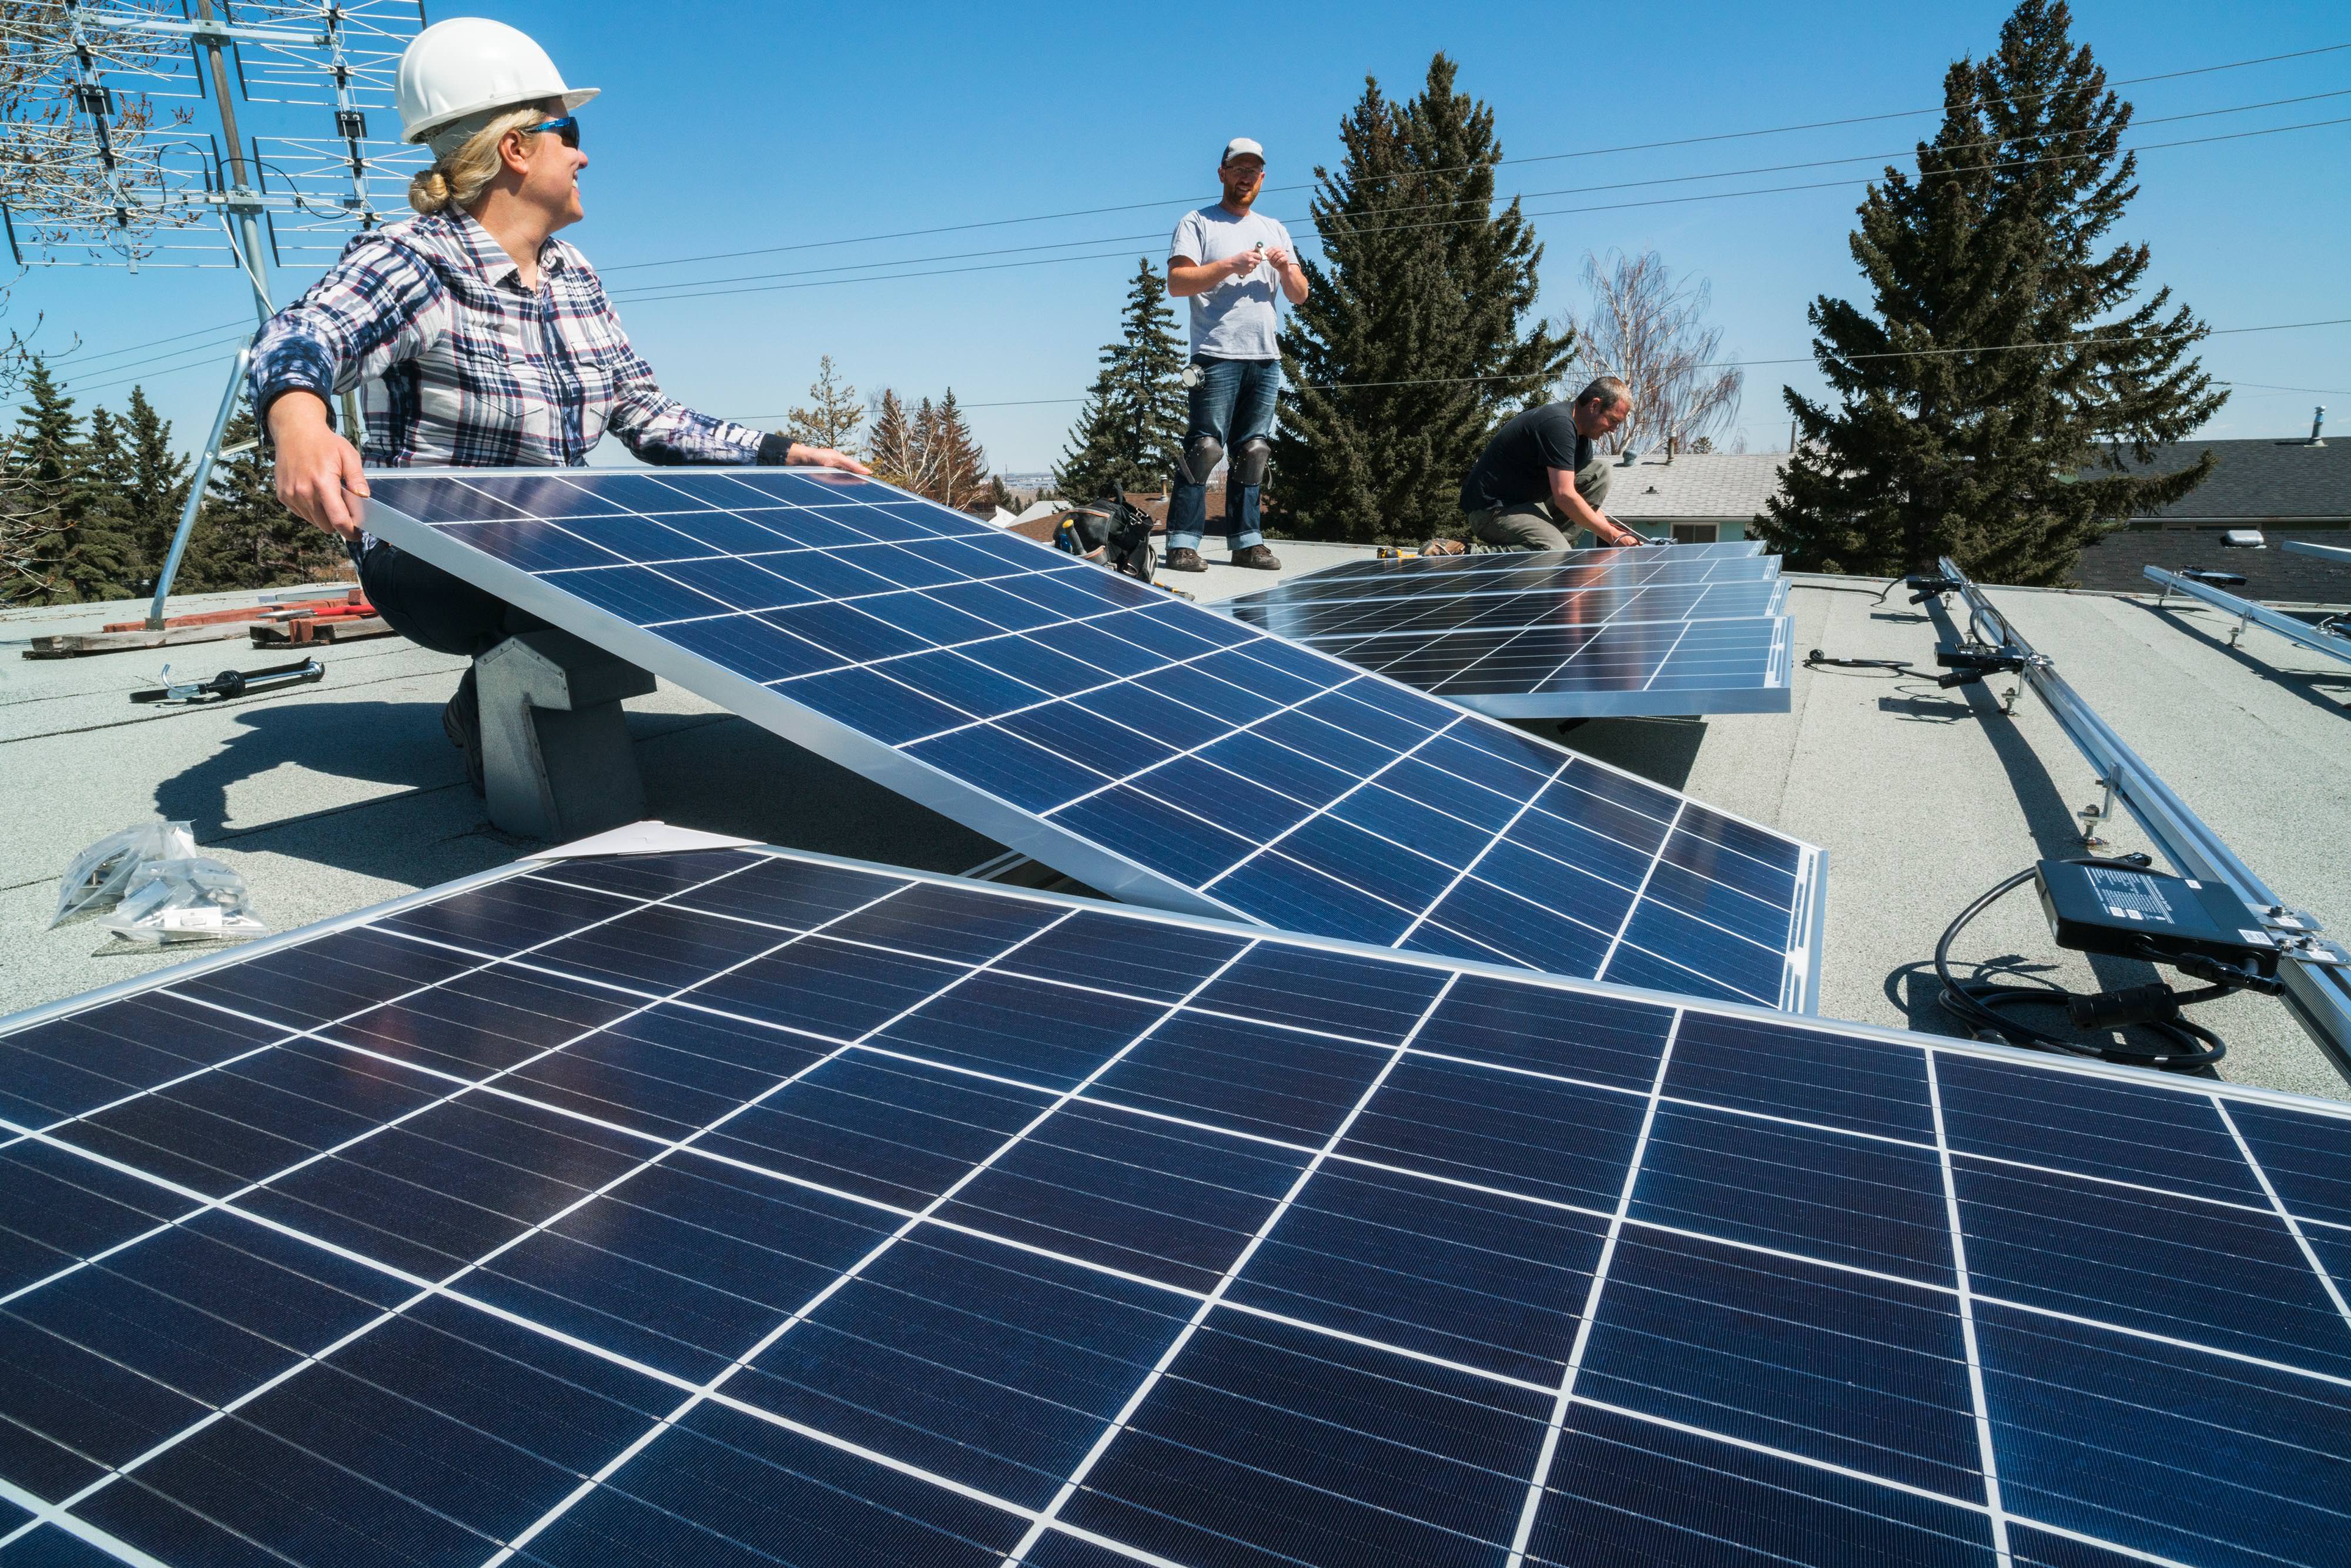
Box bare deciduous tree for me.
[1559,249,1744,454]
[868,388,989,511]
[783,354,862,453]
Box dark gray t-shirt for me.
[1461,401,1591,511]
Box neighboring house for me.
[1596,450,1791,544]
[2072,428,2351,598]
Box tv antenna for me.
[0,0,428,626]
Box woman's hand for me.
[267,391,371,540]
[788,443,873,476]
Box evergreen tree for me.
[986,473,1014,510]
[81,404,144,585]
[121,384,190,577]
[867,389,916,490]
[0,358,139,605]
[1275,55,1573,545]
[185,411,344,590]
[1760,0,2223,582]
[783,354,863,453]
[1054,258,1185,501]
[921,390,990,512]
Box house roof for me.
[1600,450,1792,521]
[2104,435,2350,521]
[2071,525,2351,601]
[6,551,2346,1104]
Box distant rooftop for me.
[2103,433,2349,523]
[1598,449,1791,522]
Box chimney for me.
[2314,406,2328,446]
[1666,436,1677,463]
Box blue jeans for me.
[1168,354,1280,552]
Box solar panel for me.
[1220,548,1794,719]
[3,842,2347,1568]
[358,469,1825,1011]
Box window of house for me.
[1672,523,1720,544]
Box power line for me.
[718,317,2351,417]
[611,86,2351,299]
[597,40,2351,277]
[612,114,2351,309]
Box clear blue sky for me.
[19,0,2350,474]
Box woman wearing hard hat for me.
[253,16,866,789]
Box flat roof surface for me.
[6,542,2346,1101]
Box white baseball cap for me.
[1221,138,1266,166]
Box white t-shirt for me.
[1168,204,1292,360]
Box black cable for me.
[1805,649,1914,672]
[1934,855,2227,1071]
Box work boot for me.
[443,662,485,797]
[1230,544,1281,571]
[1163,547,1207,572]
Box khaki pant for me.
[1465,451,1615,550]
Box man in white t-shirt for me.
[1164,136,1309,571]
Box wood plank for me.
[22,622,253,659]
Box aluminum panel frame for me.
[2145,566,2351,668]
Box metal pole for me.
[191,0,272,326]
[146,343,254,629]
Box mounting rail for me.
[2145,566,2351,668]
[1938,557,2351,1081]
[2284,538,2351,566]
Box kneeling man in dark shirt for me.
[1456,376,1647,551]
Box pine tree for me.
[122,384,190,577]
[867,389,916,490]
[1275,55,1573,545]
[923,390,990,512]
[1759,0,2223,582]
[0,359,139,605]
[1054,258,1186,501]
[185,411,345,591]
[783,354,863,453]
[81,404,145,585]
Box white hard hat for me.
[396,17,598,148]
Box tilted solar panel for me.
[358,470,1824,1011]
[2,843,2346,1567]
[1221,551,1794,720]
[1294,537,1766,589]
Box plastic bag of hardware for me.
[50,816,199,927]
[98,857,268,945]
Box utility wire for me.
[611,86,2351,296]
[47,57,2349,378]
[613,113,2351,308]
[707,314,2351,417]
[598,40,2351,276]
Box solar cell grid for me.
[360,468,1824,1010]
[3,846,2348,1567]
[1217,543,1795,720]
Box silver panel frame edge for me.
[5,830,2336,1123]
[2145,565,2351,668]
[2283,538,2351,565]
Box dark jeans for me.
[1168,355,1280,552]
[356,538,544,684]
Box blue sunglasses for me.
[523,115,580,149]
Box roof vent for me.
[1618,447,1639,467]
[2219,528,2267,549]
[2313,405,2327,446]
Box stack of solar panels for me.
[3,843,2345,1567]
[1220,541,1795,719]
[347,470,1826,1011]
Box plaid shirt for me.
[251,210,778,470]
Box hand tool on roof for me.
[130,657,325,705]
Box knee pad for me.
[1177,433,1224,486]
[1231,437,1271,487]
